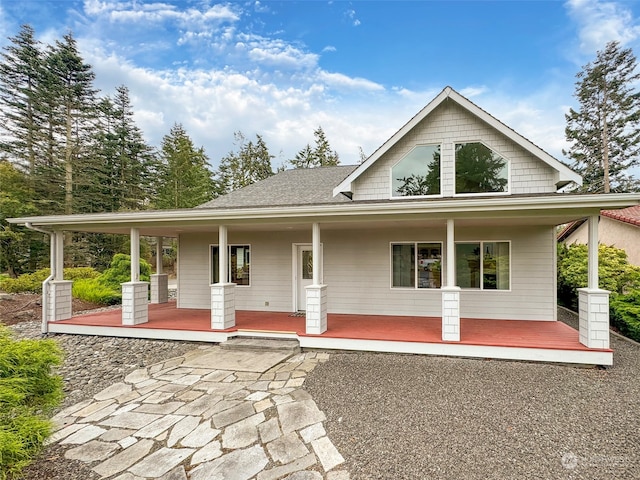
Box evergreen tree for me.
[290,144,315,169]
[0,24,43,178]
[218,132,274,192]
[0,160,41,276]
[290,126,340,168]
[45,32,99,214]
[564,41,640,193]
[312,126,340,166]
[89,86,157,212]
[156,123,216,209]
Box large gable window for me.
[210,245,251,286]
[391,242,442,288]
[455,241,510,290]
[391,145,441,197]
[455,142,509,194]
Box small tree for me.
[290,126,340,169]
[217,132,274,192]
[564,41,640,193]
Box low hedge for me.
[610,292,640,343]
[0,326,63,479]
[0,268,99,294]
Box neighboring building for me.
[9,87,640,365]
[558,206,640,266]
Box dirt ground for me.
[0,292,103,326]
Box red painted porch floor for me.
[57,301,608,352]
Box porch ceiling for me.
[9,192,640,236]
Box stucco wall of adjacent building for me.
[178,224,557,321]
[563,217,640,266]
[352,101,558,201]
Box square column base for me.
[441,286,461,342]
[122,282,149,325]
[305,285,327,335]
[49,280,73,321]
[150,274,169,304]
[211,283,236,330]
[578,288,610,349]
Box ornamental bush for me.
[0,326,63,479]
[610,292,640,343]
[557,243,640,310]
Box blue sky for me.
[1,0,640,171]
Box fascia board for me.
[9,194,640,228]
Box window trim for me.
[453,140,511,197]
[389,143,444,200]
[209,243,252,287]
[454,240,511,291]
[389,241,443,290]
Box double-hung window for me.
[210,245,251,286]
[391,242,442,288]
[455,241,510,290]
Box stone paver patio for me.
[50,345,348,480]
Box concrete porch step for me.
[220,337,301,354]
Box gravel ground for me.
[305,309,640,480]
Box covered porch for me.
[48,301,613,365]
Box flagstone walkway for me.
[49,345,349,480]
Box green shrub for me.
[610,292,640,343]
[97,253,151,291]
[0,326,63,479]
[72,278,121,305]
[557,243,640,310]
[0,267,99,294]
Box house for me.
[558,206,640,266]
[9,87,640,365]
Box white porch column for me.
[441,219,461,342]
[578,215,610,349]
[306,222,327,335]
[150,236,168,304]
[122,227,149,325]
[49,230,73,321]
[211,225,236,329]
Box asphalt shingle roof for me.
[197,165,357,209]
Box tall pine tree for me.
[564,41,640,193]
[156,123,216,209]
[0,24,43,178]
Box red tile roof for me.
[601,205,640,227]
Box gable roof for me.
[602,205,640,227]
[198,165,357,209]
[333,86,582,197]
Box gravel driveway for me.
[305,309,640,479]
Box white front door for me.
[296,245,314,311]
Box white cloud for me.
[317,71,384,91]
[565,0,640,53]
[344,8,361,27]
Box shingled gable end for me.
[8,87,640,366]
